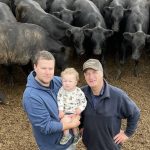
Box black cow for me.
[52,8,77,24]
[103,0,131,31]
[0,2,16,22]
[73,0,103,28]
[51,0,76,24]
[0,22,68,85]
[32,0,54,12]
[0,2,69,80]
[50,0,74,12]
[9,0,16,16]
[0,0,11,7]
[90,0,112,14]
[33,0,47,10]
[15,0,87,55]
[72,0,113,55]
[0,91,5,104]
[119,0,150,78]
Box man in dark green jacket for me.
[81,59,140,150]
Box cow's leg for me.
[116,41,128,79]
[115,50,122,80]
[133,60,139,77]
[101,52,109,80]
[2,65,14,86]
[119,43,126,65]
[21,60,33,76]
[0,91,5,104]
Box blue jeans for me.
[66,144,76,150]
[37,144,76,150]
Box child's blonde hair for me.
[61,68,79,81]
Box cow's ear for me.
[82,24,90,29]
[123,32,133,41]
[53,12,61,18]
[104,29,114,38]
[65,29,72,37]
[103,6,113,15]
[84,29,92,37]
[124,8,132,16]
[146,35,150,43]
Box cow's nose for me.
[80,50,85,55]
[112,24,119,32]
[132,53,140,60]
[93,49,102,55]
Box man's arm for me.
[114,94,140,144]
[123,96,140,137]
[23,96,63,134]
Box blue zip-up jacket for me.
[81,81,140,150]
[22,71,73,150]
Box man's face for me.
[34,59,55,86]
[84,69,103,88]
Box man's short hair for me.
[33,50,55,65]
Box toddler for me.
[57,68,87,145]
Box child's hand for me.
[75,108,81,115]
[59,111,65,119]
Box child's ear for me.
[76,80,78,85]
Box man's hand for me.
[114,130,129,144]
[61,115,72,123]
[61,115,80,130]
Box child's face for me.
[62,74,77,91]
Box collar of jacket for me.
[82,80,110,103]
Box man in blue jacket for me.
[22,50,80,150]
[81,59,140,150]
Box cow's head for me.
[84,26,113,55]
[15,1,29,22]
[65,25,89,55]
[123,31,149,60]
[15,0,45,22]
[53,9,75,24]
[104,6,131,32]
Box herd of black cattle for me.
[0,0,150,102]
